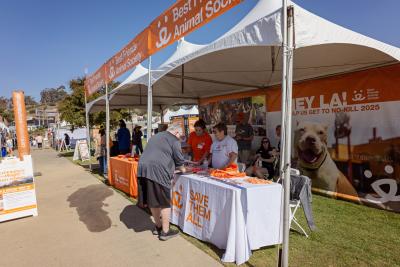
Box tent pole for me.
[280,0,288,266]
[281,3,294,267]
[147,56,153,142]
[160,105,164,124]
[84,91,92,171]
[105,82,110,182]
[181,64,185,94]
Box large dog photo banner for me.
[265,64,400,212]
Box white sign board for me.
[73,140,90,162]
[0,155,38,223]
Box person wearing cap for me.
[235,112,254,166]
[187,119,212,165]
[132,125,143,155]
[117,120,131,155]
[137,122,186,241]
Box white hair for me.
[167,122,183,136]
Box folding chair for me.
[289,198,309,238]
[278,169,310,238]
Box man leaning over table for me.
[137,122,186,241]
[209,123,238,169]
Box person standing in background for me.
[6,135,13,155]
[235,112,254,166]
[97,128,107,177]
[117,120,131,155]
[132,125,144,155]
[36,134,43,149]
[275,125,281,152]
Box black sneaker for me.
[159,229,179,241]
[152,226,162,236]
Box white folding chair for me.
[278,168,309,237]
[290,198,309,238]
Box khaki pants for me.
[238,149,251,165]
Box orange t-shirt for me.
[187,132,212,162]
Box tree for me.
[0,97,11,110]
[24,95,38,106]
[0,97,13,123]
[91,110,131,129]
[58,77,126,130]
[58,78,86,131]
[40,86,67,105]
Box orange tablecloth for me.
[109,157,138,198]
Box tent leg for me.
[280,3,295,267]
[84,93,92,171]
[147,57,153,142]
[105,83,110,183]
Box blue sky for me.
[0,0,399,101]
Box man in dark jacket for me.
[137,123,186,241]
[117,120,131,154]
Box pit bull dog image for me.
[294,121,359,197]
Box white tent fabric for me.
[144,0,400,100]
[88,0,400,108]
[109,38,205,108]
[163,106,199,123]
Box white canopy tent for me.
[87,0,400,265]
[144,0,399,100]
[163,106,199,123]
[92,0,400,118]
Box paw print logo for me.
[172,184,184,209]
[156,15,172,49]
[352,90,366,102]
[108,66,115,80]
[364,165,400,203]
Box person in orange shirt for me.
[187,119,212,165]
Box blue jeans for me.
[99,156,107,175]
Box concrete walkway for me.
[0,149,221,267]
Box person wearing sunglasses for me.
[246,137,276,179]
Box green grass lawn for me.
[62,148,400,267]
[180,194,400,267]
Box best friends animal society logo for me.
[150,0,241,51]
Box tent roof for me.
[89,0,400,109]
[144,0,399,100]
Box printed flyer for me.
[0,155,38,222]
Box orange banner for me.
[105,29,149,83]
[85,0,242,95]
[149,0,242,54]
[85,65,106,96]
[12,91,30,159]
[266,64,400,112]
